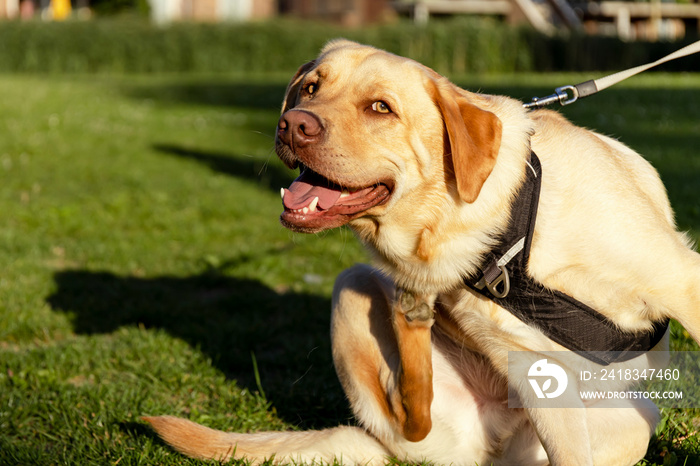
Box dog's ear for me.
[430,78,502,203]
[281,60,316,114]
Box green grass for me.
[0,71,699,465]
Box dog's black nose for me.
[277,110,324,148]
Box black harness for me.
[464,153,669,366]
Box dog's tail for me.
[143,416,390,465]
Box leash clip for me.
[524,85,578,109]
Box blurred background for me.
[0,0,699,75]
[3,0,700,38]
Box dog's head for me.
[276,40,502,234]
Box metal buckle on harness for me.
[486,265,510,298]
[475,264,511,299]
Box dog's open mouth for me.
[280,166,391,232]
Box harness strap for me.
[465,152,669,366]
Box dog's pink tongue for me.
[283,170,342,210]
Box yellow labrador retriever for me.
[145,40,700,465]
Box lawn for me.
[0,71,699,465]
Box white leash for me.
[524,39,700,109]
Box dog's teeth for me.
[280,188,285,199]
[340,190,350,198]
[302,207,309,214]
[309,197,319,212]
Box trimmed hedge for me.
[0,17,697,75]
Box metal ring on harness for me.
[486,265,510,299]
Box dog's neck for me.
[352,192,513,295]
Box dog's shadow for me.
[45,112,351,429]
[47,264,351,429]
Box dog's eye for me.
[371,101,391,114]
[305,83,317,95]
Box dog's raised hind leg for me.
[391,289,435,442]
[331,265,436,444]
